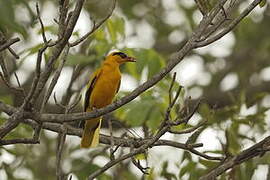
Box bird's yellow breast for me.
[90,66,121,109]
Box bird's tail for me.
[80,117,102,148]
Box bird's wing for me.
[116,79,121,93]
[84,68,102,112]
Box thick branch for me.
[200,135,270,180]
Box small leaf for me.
[186,127,204,144]
[161,161,177,180]
[259,0,266,7]
[107,19,117,43]
[135,153,146,160]
[199,158,219,169]
[179,161,196,178]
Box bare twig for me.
[36,2,47,43]
[0,109,24,139]
[56,124,67,180]
[195,0,263,48]
[13,72,25,96]
[108,118,115,160]
[131,157,149,174]
[40,46,70,112]
[23,41,51,109]
[200,136,270,180]
[0,37,20,52]
[69,0,116,46]
[169,119,207,134]
[7,47,20,59]
[28,0,86,107]
[0,138,39,145]
[0,53,10,79]
[17,117,220,161]
[0,101,17,115]
[0,72,24,93]
[168,72,177,105]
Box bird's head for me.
[106,52,136,64]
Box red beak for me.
[124,56,136,62]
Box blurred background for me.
[0,0,270,179]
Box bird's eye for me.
[112,52,127,58]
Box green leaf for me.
[146,49,165,78]
[199,158,219,169]
[0,0,27,38]
[146,106,163,132]
[66,54,96,66]
[227,125,241,155]
[93,39,112,57]
[179,161,196,178]
[107,19,117,43]
[106,16,125,44]
[26,43,43,55]
[72,159,101,180]
[259,0,266,7]
[161,161,177,180]
[199,103,214,123]
[125,100,153,127]
[146,168,156,180]
[0,95,13,105]
[246,92,267,108]
[135,153,146,160]
[186,127,204,144]
[37,25,58,35]
[123,48,165,80]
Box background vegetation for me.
[0,0,269,179]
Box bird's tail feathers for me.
[80,117,101,148]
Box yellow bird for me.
[81,52,136,148]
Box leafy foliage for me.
[0,0,270,180]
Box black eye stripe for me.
[112,52,127,58]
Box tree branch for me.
[200,135,270,180]
[195,0,263,48]
[27,0,234,124]
[0,37,20,52]
[69,0,117,47]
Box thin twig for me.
[56,124,67,180]
[7,47,20,59]
[13,72,25,97]
[69,0,116,46]
[200,136,270,180]
[131,157,149,174]
[168,72,177,105]
[108,118,115,160]
[195,0,263,48]
[40,46,70,112]
[0,72,24,93]
[169,119,207,134]
[29,0,86,105]
[36,2,47,43]
[0,38,20,52]
[23,41,51,109]
[0,138,39,145]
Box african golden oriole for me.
[80,52,136,148]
